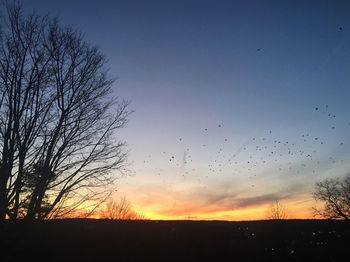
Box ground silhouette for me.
[1,219,348,261]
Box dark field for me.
[1,219,349,261]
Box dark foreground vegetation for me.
[1,219,348,261]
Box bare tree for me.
[266,200,288,220]
[0,2,130,221]
[104,196,146,220]
[313,174,350,221]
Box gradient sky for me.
[23,0,350,220]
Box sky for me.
[23,0,350,220]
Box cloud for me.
[234,193,292,208]
[198,190,293,210]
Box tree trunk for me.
[12,154,25,219]
[0,169,9,221]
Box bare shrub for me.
[104,196,146,220]
[266,200,288,220]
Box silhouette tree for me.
[104,196,145,220]
[0,2,130,221]
[313,174,350,221]
[267,200,288,220]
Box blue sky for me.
[23,0,350,219]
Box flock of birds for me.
[139,104,349,190]
[136,26,350,191]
